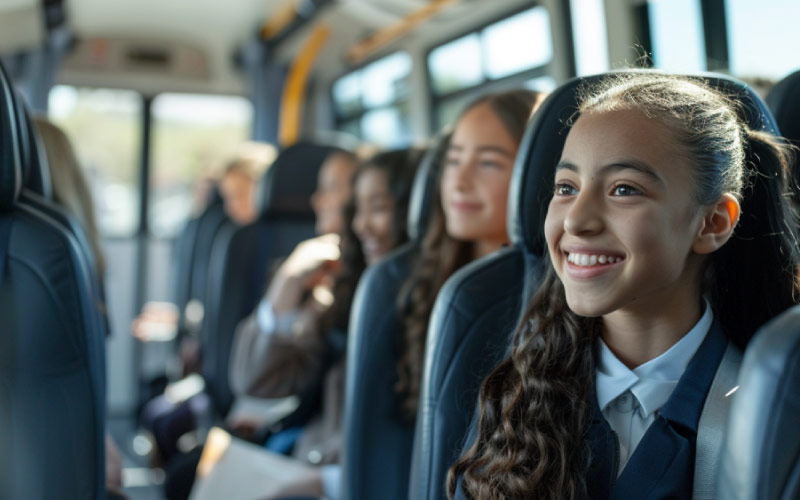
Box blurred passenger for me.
[131,155,262,343]
[232,149,422,499]
[164,149,421,499]
[395,89,545,421]
[219,157,259,226]
[148,148,358,476]
[246,150,362,345]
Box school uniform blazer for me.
[454,319,729,500]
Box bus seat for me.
[13,93,109,337]
[767,69,800,148]
[0,61,106,500]
[201,143,335,417]
[341,133,448,500]
[171,215,202,335]
[767,69,800,187]
[14,92,52,200]
[171,188,228,340]
[718,304,800,500]
[409,71,781,500]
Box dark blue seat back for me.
[171,215,201,332]
[767,69,800,148]
[202,143,335,415]
[0,62,106,500]
[171,189,228,339]
[409,70,782,500]
[767,69,800,188]
[719,304,800,500]
[14,97,110,339]
[187,195,228,329]
[341,134,448,500]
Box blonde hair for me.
[34,117,105,276]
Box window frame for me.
[147,91,255,239]
[328,50,414,141]
[423,3,555,131]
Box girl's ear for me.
[692,193,740,255]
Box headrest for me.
[257,142,339,219]
[14,95,52,199]
[767,69,800,147]
[407,131,451,243]
[208,184,225,207]
[0,60,21,211]
[508,70,780,256]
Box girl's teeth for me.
[568,253,622,267]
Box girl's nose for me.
[352,212,367,238]
[452,160,475,190]
[563,190,604,236]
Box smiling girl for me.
[396,89,544,420]
[448,73,800,499]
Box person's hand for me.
[227,417,259,441]
[130,301,179,341]
[267,234,341,315]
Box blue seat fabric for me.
[0,61,106,500]
[341,136,448,500]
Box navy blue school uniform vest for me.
[454,319,729,500]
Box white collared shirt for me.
[595,299,713,475]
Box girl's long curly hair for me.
[448,73,800,499]
[395,89,544,421]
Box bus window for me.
[361,52,412,108]
[427,6,553,130]
[428,33,483,95]
[150,93,253,238]
[332,72,362,122]
[726,0,800,79]
[526,75,558,93]
[361,104,412,147]
[648,0,706,72]
[48,85,142,237]
[570,0,610,75]
[332,52,413,146]
[483,7,552,80]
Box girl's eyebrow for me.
[449,144,514,158]
[555,159,664,185]
[555,161,577,172]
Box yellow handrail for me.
[279,22,331,146]
[347,0,461,64]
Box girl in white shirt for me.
[449,72,800,500]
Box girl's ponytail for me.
[709,130,800,348]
